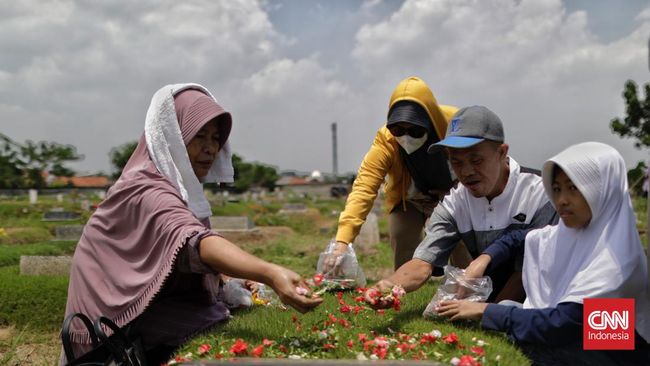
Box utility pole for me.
[331,122,338,176]
[647,36,650,281]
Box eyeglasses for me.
[388,125,427,138]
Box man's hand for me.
[363,279,396,309]
[268,266,323,313]
[436,300,488,321]
[322,241,349,274]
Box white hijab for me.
[144,83,234,219]
[523,142,650,342]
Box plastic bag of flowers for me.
[315,239,367,289]
[423,265,492,319]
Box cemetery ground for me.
[0,194,648,365]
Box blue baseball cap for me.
[427,105,504,153]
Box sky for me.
[1,0,650,176]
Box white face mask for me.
[395,133,428,154]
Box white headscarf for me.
[144,83,234,219]
[523,142,650,342]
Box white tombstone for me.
[209,216,256,232]
[278,203,309,214]
[56,194,63,203]
[28,189,38,204]
[54,225,84,241]
[20,256,72,276]
[81,200,90,211]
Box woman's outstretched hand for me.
[268,266,323,313]
[436,300,488,321]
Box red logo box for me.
[583,298,635,350]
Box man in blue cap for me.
[365,105,557,305]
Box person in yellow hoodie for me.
[330,76,459,270]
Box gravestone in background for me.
[42,210,81,221]
[354,212,380,251]
[55,225,84,241]
[29,189,38,204]
[80,200,90,211]
[20,256,72,276]
[209,216,256,232]
[278,203,308,214]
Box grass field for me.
[1,194,648,364]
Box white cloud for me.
[0,0,290,173]
[1,0,649,177]
[352,0,650,169]
[228,56,355,171]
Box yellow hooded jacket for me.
[335,77,458,244]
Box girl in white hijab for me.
[437,142,650,365]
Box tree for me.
[0,135,22,188]
[0,134,82,188]
[231,154,279,193]
[16,140,83,188]
[628,160,647,197]
[610,80,650,148]
[109,141,138,179]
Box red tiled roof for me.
[53,176,110,188]
[275,176,310,186]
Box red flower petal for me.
[443,332,459,344]
[459,355,480,366]
[229,339,248,355]
[251,345,264,358]
[197,344,211,355]
[470,346,485,356]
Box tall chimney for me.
[331,122,338,176]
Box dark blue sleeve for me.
[481,302,583,346]
[482,228,528,271]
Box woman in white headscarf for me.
[63,84,322,365]
[437,142,650,365]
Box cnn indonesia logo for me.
[584,298,635,350]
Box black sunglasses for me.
[388,125,427,138]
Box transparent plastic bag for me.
[251,283,283,307]
[315,239,366,288]
[222,279,253,309]
[423,265,492,319]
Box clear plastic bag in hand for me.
[423,265,492,319]
[316,239,366,288]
